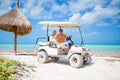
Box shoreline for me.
[90,51,120,58]
[0,50,120,58]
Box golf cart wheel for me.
[51,57,59,61]
[69,54,83,68]
[84,55,91,64]
[37,50,48,63]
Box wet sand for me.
[0,50,120,58]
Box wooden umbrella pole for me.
[16,0,19,8]
[14,31,17,55]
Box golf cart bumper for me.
[67,46,90,58]
[84,53,89,60]
[80,47,90,60]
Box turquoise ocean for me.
[0,43,120,52]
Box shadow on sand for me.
[17,53,37,56]
[47,58,95,68]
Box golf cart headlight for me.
[82,48,85,51]
[86,48,90,51]
[82,48,90,51]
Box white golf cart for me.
[36,21,91,68]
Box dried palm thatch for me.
[0,0,32,54]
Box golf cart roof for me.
[38,21,80,28]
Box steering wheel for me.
[66,37,71,41]
[66,36,74,46]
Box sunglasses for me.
[59,30,63,32]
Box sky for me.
[0,0,120,44]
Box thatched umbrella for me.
[0,0,32,54]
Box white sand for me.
[1,54,120,80]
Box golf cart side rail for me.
[34,37,46,49]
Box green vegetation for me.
[0,56,20,80]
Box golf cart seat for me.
[57,48,67,55]
[48,36,57,48]
[39,42,48,46]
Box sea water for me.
[0,43,120,52]
[0,44,38,50]
[84,44,120,52]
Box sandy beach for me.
[0,50,120,80]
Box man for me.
[57,29,68,43]
[57,29,70,51]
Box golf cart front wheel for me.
[84,54,91,64]
[37,50,48,63]
[69,54,83,68]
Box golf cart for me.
[36,21,91,68]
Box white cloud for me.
[83,32,101,37]
[51,3,69,17]
[109,0,120,8]
[69,13,81,23]
[68,0,103,14]
[0,0,119,25]
[0,0,14,15]
[0,0,105,20]
[40,26,47,31]
[65,0,120,27]
[21,0,41,18]
[30,7,43,18]
[69,5,120,26]
[20,0,58,20]
[97,21,110,27]
[91,32,101,35]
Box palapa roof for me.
[0,0,32,35]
